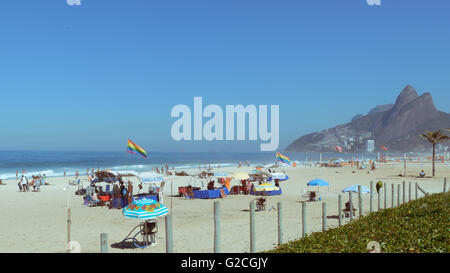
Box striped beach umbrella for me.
[254,183,280,192]
[123,198,168,220]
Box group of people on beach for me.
[17,173,46,192]
[237,161,251,168]
[84,178,134,209]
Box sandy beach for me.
[0,163,448,253]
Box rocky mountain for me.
[367,104,394,115]
[286,85,450,153]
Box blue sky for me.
[0,0,449,152]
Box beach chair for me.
[300,188,309,198]
[343,202,356,218]
[256,198,266,211]
[85,195,98,207]
[69,178,80,186]
[308,191,317,202]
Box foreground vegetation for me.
[268,192,449,253]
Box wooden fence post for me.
[277,202,283,245]
[415,183,418,199]
[100,233,108,253]
[370,181,373,213]
[384,183,387,209]
[408,182,412,202]
[349,192,353,221]
[302,202,307,237]
[214,201,221,253]
[377,188,381,211]
[250,200,256,253]
[338,194,342,226]
[165,214,173,253]
[391,184,394,208]
[322,202,327,231]
[397,184,400,206]
[402,181,406,204]
[358,185,362,217]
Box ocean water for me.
[0,151,377,180]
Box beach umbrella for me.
[307,179,329,186]
[123,198,168,220]
[254,183,280,192]
[250,169,268,175]
[342,184,370,193]
[269,173,289,181]
[307,178,329,193]
[231,172,250,180]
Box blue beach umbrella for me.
[342,184,370,193]
[307,179,329,186]
[123,198,168,220]
[307,178,330,193]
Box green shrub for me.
[267,192,450,253]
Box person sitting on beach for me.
[186,185,194,199]
[344,201,356,217]
[207,180,215,190]
[419,170,425,178]
[92,190,100,204]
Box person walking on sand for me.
[16,170,18,180]
[20,174,29,192]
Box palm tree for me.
[420,130,450,176]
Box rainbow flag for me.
[127,139,148,159]
[276,152,291,165]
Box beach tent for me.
[342,184,370,193]
[307,178,330,193]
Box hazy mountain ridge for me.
[286,85,450,153]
